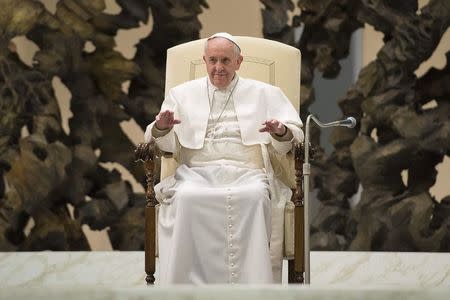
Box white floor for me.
[0,251,449,299]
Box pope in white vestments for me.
[144,33,304,285]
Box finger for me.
[161,110,173,118]
[266,123,276,131]
[157,113,167,121]
[163,112,175,122]
[169,119,180,126]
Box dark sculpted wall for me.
[0,0,207,251]
[262,0,449,251]
[0,0,448,251]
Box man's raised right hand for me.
[155,110,181,130]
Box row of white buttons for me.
[226,188,237,284]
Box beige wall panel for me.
[198,0,263,38]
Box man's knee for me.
[240,182,270,204]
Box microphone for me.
[302,114,356,284]
[307,115,357,129]
[338,117,356,128]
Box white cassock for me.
[144,76,303,285]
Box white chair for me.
[136,36,305,284]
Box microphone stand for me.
[303,114,356,284]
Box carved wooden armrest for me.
[135,141,156,163]
[135,141,159,207]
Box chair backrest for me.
[161,36,301,179]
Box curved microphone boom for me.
[307,115,357,129]
[302,114,356,284]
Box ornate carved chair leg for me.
[290,142,305,283]
[135,142,158,285]
[144,158,158,285]
[145,204,156,284]
[293,205,305,283]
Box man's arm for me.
[271,129,293,142]
[144,122,178,154]
[259,119,294,142]
[261,85,304,153]
[150,109,181,138]
[151,125,171,138]
[155,110,181,131]
[259,119,297,154]
[144,89,181,153]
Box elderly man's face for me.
[203,38,243,89]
